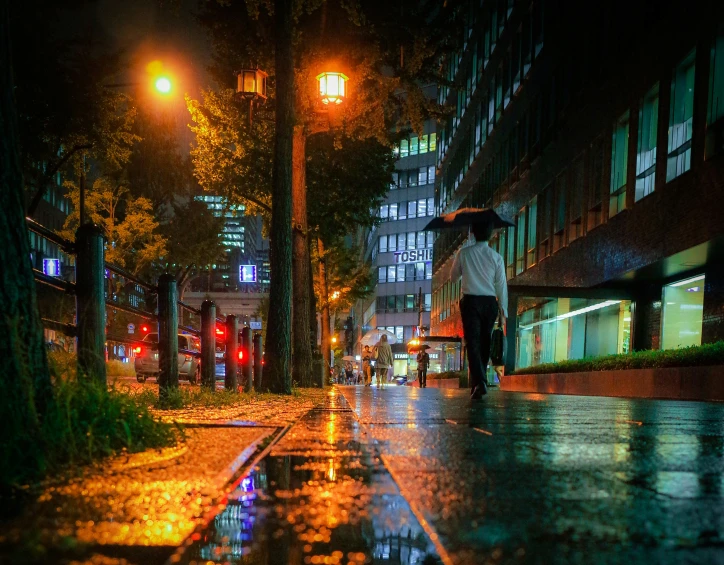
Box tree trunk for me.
[265,0,295,394]
[292,125,313,386]
[318,238,331,372]
[0,0,52,473]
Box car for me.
[134,333,201,384]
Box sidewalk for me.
[0,390,326,565]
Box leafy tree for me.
[60,177,168,277]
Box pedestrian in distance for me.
[416,349,430,388]
[362,346,373,386]
[373,335,393,389]
[451,221,508,400]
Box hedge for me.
[511,341,724,375]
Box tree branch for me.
[26,143,93,216]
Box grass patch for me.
[512,341,724,375]
[1,353,180,493]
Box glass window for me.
[427,197,434,215]
[379,235,388,253]
[399,202,407,220]
[588,137,604,230]
[417,232,426,248]
[707,29,724,158]
[425,293,431,310]
[378,267,386,283]
[406,264,415,280]
[395,295,404,311]
[408,170,418,187]
[416,262,425,280]
[400,139,409,158]
[420,134,429,153]
[661,275,705,350]
[667,49,695,182]
[527,196,537,267]
[389,203,398,221]
[516,208,526,274]
[387,295,396,310]
[418,167,427,185]
[407,232,416,250]
[506,224,515,279]
[406,294,415,310]
[398,234,406,250]
[417,199,427,217]
[425,262,433,279]
[410,136,419,156]
[429,133,437,152]
[408,201,417,218]
[636,83,659,201]
[388,234,397,252]
[380,204,389,220]
[387,265,396,282]
[428,165,435,184]
[609,110,629,217]
[391,172,399,190]
[395,326,404,342]
[569,157,584,241]
[426,231,434,248]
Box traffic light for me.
[141,324,150,334]
[238,349,244,361]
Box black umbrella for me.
[423,207,515,231]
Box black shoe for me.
[470,385,487,399]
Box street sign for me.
[127,323,135,334]
[239,264,257,283]
[43,258,60,277]
[250,321,262,330]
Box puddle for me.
[171,396,441,565]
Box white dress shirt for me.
[450,240,508,317]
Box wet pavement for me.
[172,389,440,565]
[339,386,724,564]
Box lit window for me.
[400,139,409,158]
[516,208,526,275]
[379,236,388,253]
[667,49,695,182]
[527,196,537,267]
[420,134,429,153]
[636,83,659,201]
[661,275,705,350]
[707,29,724,158]
[429,133,437,152]
[609,110,629,217]
[410,136,419,156]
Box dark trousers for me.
[460,295,498,390]
[418,368,427,387]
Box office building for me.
[431,0,724,374]
[354,118,440,376]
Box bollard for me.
[225,315,239,391]
[75,223,106,384]
[201,300,216,391]
[157,274,179,399]
[253,333,263,391]
[241,326,253,392]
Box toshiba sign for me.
[392,249,432,263]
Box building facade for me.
[354,119,439,376]
[432,0,724,373]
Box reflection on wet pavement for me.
[340,386,724,564]
[172,390,440,565]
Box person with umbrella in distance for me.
[373,334,393,389]
[424,208,513,400]
[416,345,430,388]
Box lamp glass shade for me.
[237,69,268,100]
[317,72,348,105]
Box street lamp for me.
[316,71,348,105]
[331,336,337,344]
[237,68,268,125]
[154,76,172,94]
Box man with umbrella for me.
[426,209,511,400]
[416,345,430,388]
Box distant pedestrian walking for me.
[373,335,393,388]
[451,222,508,400]
[416,349,430,388]
[362,346,373,386]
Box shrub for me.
[1,359,179,491]
[511,341,724,375]
[107,359,136,377]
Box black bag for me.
[490,315,506,366]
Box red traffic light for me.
[141,325,149,333]
[238,349,244,361]
[216,327,225,336]
[134,346,142,354]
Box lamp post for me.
[236,67,268,126]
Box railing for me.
[28,219,264,392]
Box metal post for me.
[241,326,253,392]
[225,315,239,391]
[157,274,179,399]
[253,332,263,390]
[75,223,106,384]
[201,300,216,391]
[504,296,518,377]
